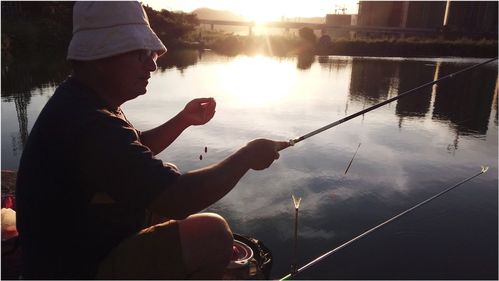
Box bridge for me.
[198,19,440,37]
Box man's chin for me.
[136,87,147,96]
[125,89,147,102]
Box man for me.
[15,2,289,279]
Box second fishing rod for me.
[280,57,497,148]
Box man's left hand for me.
[180,97,216,126]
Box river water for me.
[1,50,497,279]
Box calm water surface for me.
[2,51,498,279]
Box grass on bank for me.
[193,29,498,58]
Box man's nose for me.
[144,56,157,72]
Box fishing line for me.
[279,166,489,280]
[282,57,498,148]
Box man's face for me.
[96,50,159,103]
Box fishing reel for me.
[223,234,273,280]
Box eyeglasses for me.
[138,49,158,63]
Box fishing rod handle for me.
[290,136,305,146]
[280,137,302,150]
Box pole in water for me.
[279,166,489,280]
[291,195,302,276]
[284,57,497,148]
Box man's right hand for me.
[241,139,290,170]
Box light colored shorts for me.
[96,220,187,279]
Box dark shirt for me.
[16,77,180,279]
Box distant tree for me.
[298,27,317,45]
[143,5,199,48]
[297,27,317,53]
[1,1,74,54]
[317,34,332,54]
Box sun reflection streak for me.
[220,56,297,107]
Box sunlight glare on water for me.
[219,55,297,108]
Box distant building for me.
[325,14,353,38]
[444,1,498,39]
[356,1,445,38]
[357,1,409,28]
[356,1,497,39]
[405,1,446,29]
[326,14,352,26]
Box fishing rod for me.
[279,165,489,280]
[283,57,498,148]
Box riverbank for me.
[321,37,498,58]
[202,33,498,58]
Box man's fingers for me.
[276,141,291,151]
[207,110,216,121]
[209,98,216,110]
[193,97,214,104]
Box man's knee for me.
[178,213,233,273]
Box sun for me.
[237,3,282,23]
[241,10,277,24]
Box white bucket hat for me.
[67,1,167,61]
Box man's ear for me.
[72,60,103,77]
[91,59,107,75]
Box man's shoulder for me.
[50,78,103,112]
[43,78,119,124]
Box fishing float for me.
[290,195,302,275]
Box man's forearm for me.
[150,147,251,219]
[140,113,189,155]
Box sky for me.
[141,0,359,22]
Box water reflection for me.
[2,52,497,166]
[1,52,70,98]
[395,60,435,118]
[1,51,497,279]
[317,56,350,71]
[347,58,498,137]
[296,52,315,70]
[433,63,497,135]
[156,49,200,72]
[349,58,398,103]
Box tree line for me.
[1,2,495,60]
[1,2,200,57]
